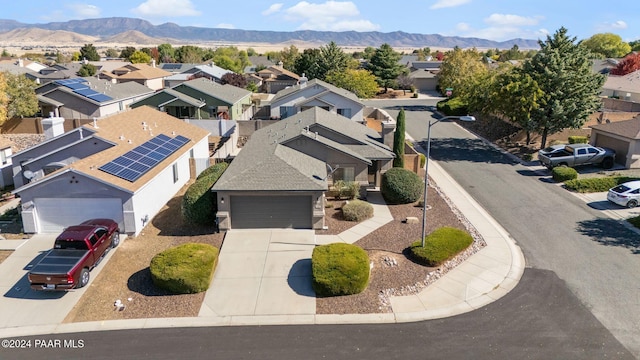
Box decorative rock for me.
[404,216,419,224]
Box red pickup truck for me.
[27,219,120,291]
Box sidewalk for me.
[0,159,525,337]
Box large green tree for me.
[175,45,204,64]
[316,41,350,81]
[157,43,175,63]
[0,72,8,125]
[129,50,152,64]
[78,63,97,77]
[279,45,300,71]
[2,72,38,119]
[368,43,404,92]
[580,33,631,58]
[522,27,605,148]
[392,108,406,168]
[119,46,137,60]
[293,48,322,80]
[496,69,544,145]
[438,48,487,98]
[325,68,379,98]
[79,43,100,61]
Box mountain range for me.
[0,17,540,49]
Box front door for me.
[368,160,378,187]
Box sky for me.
[4,0,640,42]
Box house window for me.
[0,151,6,165]
[333,166,355,182]
[281,106,296,119]
[172,163,179,183]
[190,149,194,158]
[337,108,352,118]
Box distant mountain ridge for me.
[0,17,540,49]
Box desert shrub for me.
[381,167,423,204]
[150,243,219,294]
[182,162,228,225]
[628,216,640,229]
[552,166,578,182]
[328,180,360,200]
[439,97,468,116]
[419,153,426,168]
[568,136,588,144]
[409,227,473,267]
[342,199,374,222]
[564,176,640,193]
[312,243,369,296]
[412,92,419,98]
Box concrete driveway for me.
[575,191,640,221]
[0,234,123,328]
[199,229,316,317]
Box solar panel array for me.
[54,79,114,103]
[162,64,182,70]
[98,134,190,182]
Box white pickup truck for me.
[538,143,616,169]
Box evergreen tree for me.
[392,108,406,168]
[78,63,97,77]
[119,46,137,60]
[317,42,350,81]
[293,48,322,80]
[368,43,404,92]
[79,43,100,61]
[522,27,605,148]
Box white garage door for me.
[230,195,312,229]
[34,198,123,233]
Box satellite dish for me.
[24,170,35,179]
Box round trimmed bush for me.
[381,167,424,204]
[552,166,578,182]
[342,199,374,222]
[150,243,219,294]
[409,227,473,267]
[312,243,370,296]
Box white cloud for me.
[131,0,201,17]
[430,0,471,10]
[67,4,101,18]
[282,1,380,31]
[599,20,628,30]
[262,3,283,16]
[484,14,542,27]
[216,23,235,29]
[455,22,471,32]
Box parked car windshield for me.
[611,185,631,194]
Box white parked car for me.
[607,181,640,208]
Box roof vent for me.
[128,139,132,144]
[119,135,125,140]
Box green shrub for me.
[412,92,418,98]
[328,180,360,200]
[419,153,426,168]
[440,97,468,116]
[552,166,578,182]
[182,162,228,225]
[628,216,640,229]
[312,243,370,296]
[409,227,473,267]
[564,176,640,193]
[381,167,424,204]
[150,243,219,294]
[342,199,374,222]
[568,136,588,144]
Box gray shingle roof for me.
[270,78,363,104]
[177,78,251,105]
[591,116,640,139]
[212,107,393,191]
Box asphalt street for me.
[368,98,640,357]
[0,269,633,360]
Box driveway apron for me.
[199,229,316,317]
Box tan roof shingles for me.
[69,106,209,193]
[590,116,640,140]
[116,63,172,80]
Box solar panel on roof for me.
[98,134,191,182]
[74,88,99,97]
[87,93,113,102]
[65,82,89,90]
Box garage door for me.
[230,195,311,229]
[596,134,629,165]
[34,198,123,233]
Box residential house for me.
[601,70,640,102]
[131,77,254,120]
[256,62,300,94]
[104,63,171,91]
[12,106,210,235]
[0,138,13,189]
[36,77,155,120]
[590,115,640,169]
[269,78,365,122]
[163,63,232,88]
[212,107,395,230]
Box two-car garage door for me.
[34,198,123,233]
[230,195,311,229]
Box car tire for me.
[627,200,638,209]
[78,268,90,288]
[602,157,614,169]
[111,231,120,248]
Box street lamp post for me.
[421,115,476,247]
